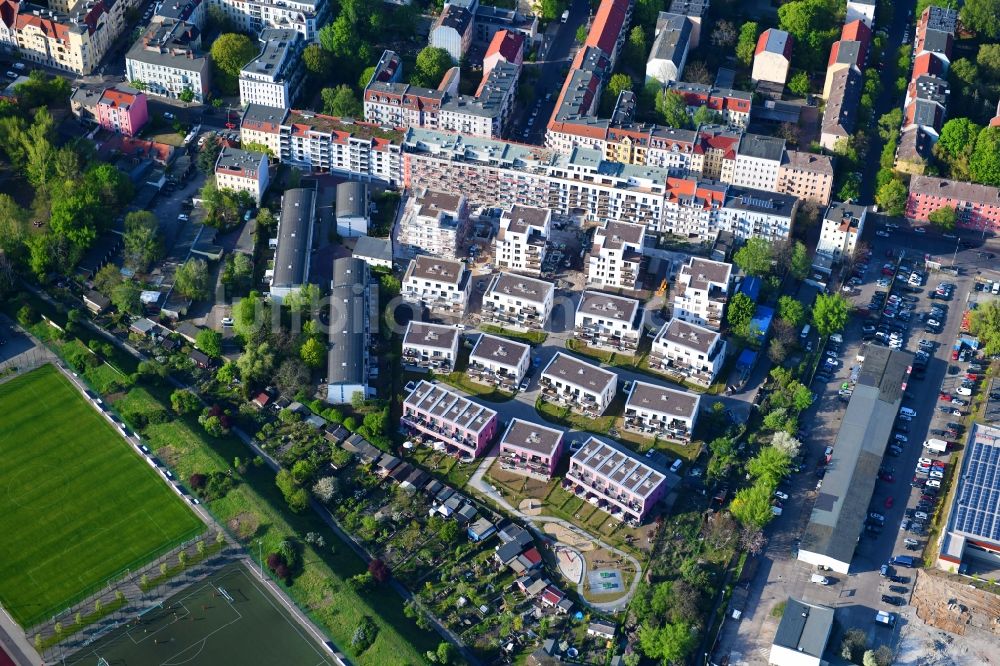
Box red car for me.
[884,496,895,509]
[967,373,983,381]
[939,392,953,402]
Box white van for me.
[670,459,683,473]
[900,406,916,418]
[810,574,831,585]
[800,324,811,341]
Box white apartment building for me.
[728,134,785,192]
[649,318,726,387]
[482,272,554,331]
[401,255,471,316]
[206,0,327,40]
[469,333,530,388]
[624,381,700,442]
[402,322,460,373]
[397,188,470,261]
[214,145,269,204]
[817,201,867,260]
[673,257,731,330]
[495,205,550,277]
[717,189,798,242]
[574,291,642,353]
[239,28,304,109]
[540,352,617,416]
[125,19,210,102]
[587,221,644,291]
[438,61,520,139]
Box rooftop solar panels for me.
[954,431,1000,541]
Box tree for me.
[575,23,588,43]
[692,105,723,126]
[788,71,810,96]
[639,622,696,665]
[436,642,455,665]
[935,118,980,174]
[413,47,453,88]
[293,336,323,369]
[727,292,755,338]
[221,252,253,293]
[358,65,376,91]
[313,476,338,503]
[174,258,209,300]
[607,73,633,100]
[196,328,223,358]
[210,32,257,79]
[237,341,275,387]
[876,178,908,217]
[789,241,810,280]
[655,89,690,128]
[970,300,1000,356]
[812,293,849,337]
[368,558,391,583]
[970,126,1000,186]
[736,22,759,66]
[93,263,123,296]
[877,108,903,142]
[274,358,310,396]
[197,138,222,174]
[178,88,195,103]
[961,0,1000,39]
[321,85,362,118]
[276,468,309,512]
[928,205,957,231]
[730,483,775,528]
[778,295,805,327]
[771,431,802,457]
[111,278,142,315]
[739,525,767,555]
[734,237,773,276]
[171,389,201,414]
[625,26,647,69]
[841,628,868,663]
[122,211,163,272]
[711,20,737,48]
[838,172,862,201]
[303,43,334,79]
[748,446,792,485]
[538,0,567,21]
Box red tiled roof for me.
[99,87,137,108]
[485,29,524,64]
[841,19,872,45]
[0,0,18,29]
[585,0,629,56]
[15,12,70,41]
[521,547,542,565]
[911,51,944,79]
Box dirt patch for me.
[519,498,542,515]
[912,569,1000,637]
[157,445,181,468]
[228,511,261,541]
[543,523,595,551]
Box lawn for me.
[479,324,547,345]
[0,365,203,628]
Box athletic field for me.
[66,564,337,666]
[0,365,203,627]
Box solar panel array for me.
[955,438,1000,541]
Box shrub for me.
[368,558,391,583]
[189,473,207,490]
[350,616,378,652]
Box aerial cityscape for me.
[2,0,1000,664]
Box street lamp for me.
[256,539,264,581]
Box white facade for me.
[214,146,269,204]
[125,19,209,102]
[397,189,469,261]
[673,257,731,330]
[587,221,644,291]
[817,202,867,260]
[649,318,726,387]
[845,0,876,27]
[402,322,460,372]
[401,255,470,316]
[206,0,326,40]
[729,153,781,192]
[540,352,617,416]
[238,29,303,109]
[482,272,554,331]
[495,205,550,276]
[469,333,530,386]
[623,381,700,441]
[574,291,642,352]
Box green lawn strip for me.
[0,366,203,628]
[38,596,128,649]
[133,392,433,664]
[138,541,226,591]
[436,370,516,402]
[479,324,547,345]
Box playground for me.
[65,564,336,666]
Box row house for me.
[564,437,668,524]
[438,61,520,139]
[238,28,304,109]
[326,257,373,404]
[0,1,121,76]
[402,380,498,459]
[214,145,270,204]
[397,188,470,261]
[154,0,205,28]
[729,134,785,193]
[363,49,444,129]
[668,0,708,48]
[95,84,148,136]
[540,352,617,416]
[624,381,701,443]
[643,125,698,173]
[820,66,862,150]
[717,188,798,242]
[823,20,872,99]
[906,175,1000,233]
[587,220,644,291]
[430,1,474,62]
[574,290,642,354]
[468,333,530,390]
[482,272,553,331]
[776,150,834,206]
[657,178,797,242]
[499,419,565,481]
[691,124,739,181]
[402,322,460,373]
[915,5,956,65]
[495,205,550,277]
[673,256,731,330]
[267,187,315,304]
[817,201,867,261]
[656,176,726,239]
[483,29,524,77]
[649,318,726,387]
[125,18,210,102]
[206,0,328,41]
[401,255,471,317]
[665,80,752,130]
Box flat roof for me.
[404,380,497,435]
[403,321,459,351]
[947,423,1000,543]
[500,418,564,457]
[241,28,300,79]
[799,345,911,566]
[576,290,640,326]
[487,272,554,305]
[327,257,367,385]
[626,380,700,421]
[272,187,314,288]
[541,352,615,393]
[595,221,644,250]
[470,333,530,367]
[680,256,731,288]
[772,598,834,658]
[572,436,666,499]
[352,235,392,263]
[404,255,465,286]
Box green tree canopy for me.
[928,205,957,230]
[300,337,325,368]
[175,258,209,301]
[123,211,163,272]
[412,47,453,88]
[734,237,774,276]
[655,89,690,128]
[234,291,269,342]
[748,446,792,486]
[727,292,756,338]
[812,292,849,337]
[736,21,759,66]
[111,278,141,315]
[778,295,806,327]
[961,0,1000,39]
[730,483,775,528]
[876,178,908,217]
[303,43,334,79]
[788,71,811,96]
[196,328,223,358]
[789,241,810,280]
[210,33,257,92]
[970,126,1000,186]
[638,622,697,665]
[971,300,1000,356]
[936,117,981,164]
[321,85,362,118]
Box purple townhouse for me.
[402,380,498,459]
[498,418,566,480]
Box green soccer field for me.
[0,365,204,628]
